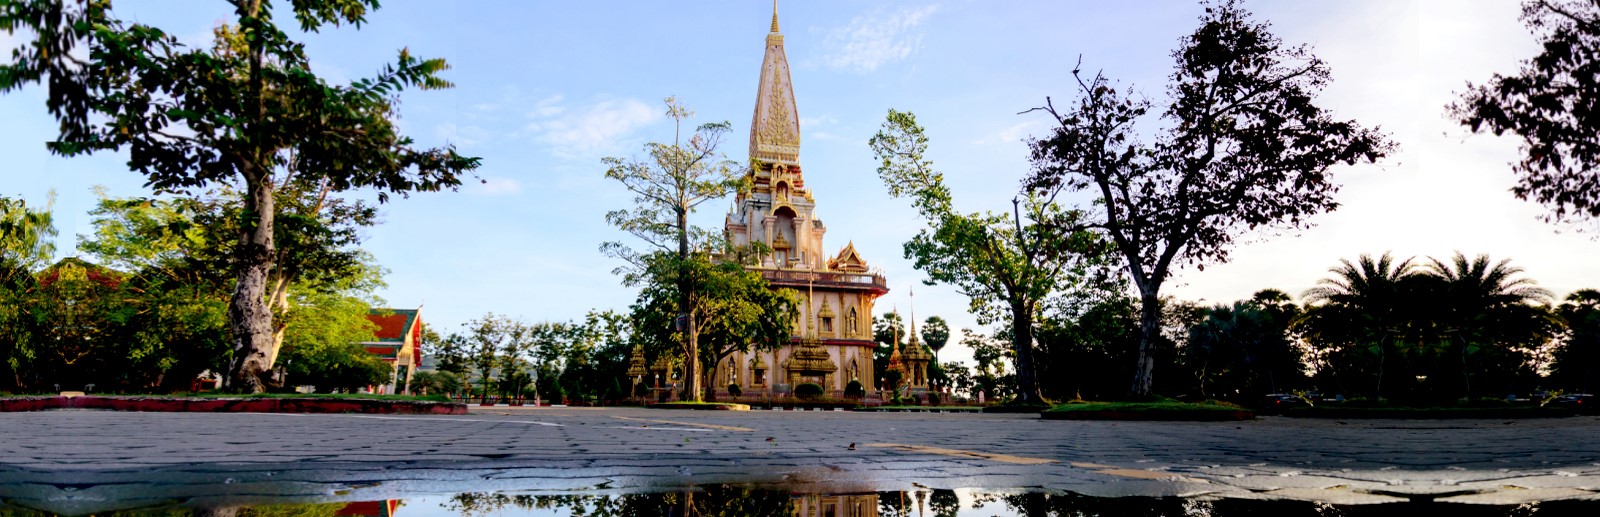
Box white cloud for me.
[822,5,940,73]
[521,96,659,158]
[801,114,838,128]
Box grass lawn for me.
[1041,400,1254,421]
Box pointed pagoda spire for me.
[750,0,801,165]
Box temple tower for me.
[718,3,890,398]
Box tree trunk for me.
[676,208,703,402]
[1130,291,1161,397]
[226,177,276,393]
[1010,301,1046,405]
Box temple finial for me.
[771,0,780,33]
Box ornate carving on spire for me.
[750,0,801,165]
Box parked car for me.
[1549,394,1594,413]
[1262,393,1310,414]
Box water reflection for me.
[8,489,1600,517]
[436,489,1599,517]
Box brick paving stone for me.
[7,409,1600,512]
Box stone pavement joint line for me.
[284,413,567,426]
[12,408,1600,512]
[612,416,755,432]
[867,443,1057,465]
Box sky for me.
[4,0,1599,369]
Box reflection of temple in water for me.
[337,500,400,517]
[792,493,878,517]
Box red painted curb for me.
[0,396,467,415]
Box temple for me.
[361,308,423,394]
[714,3,890,398]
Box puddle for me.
[5,486,1600,516]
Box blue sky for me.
[5,1,1600,367]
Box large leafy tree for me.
[873,109,1110,406]
[1451,0,1600,223]
[602,98,744,402]
[2,0,479,392]
[1552,289,1600,392]
[1025,0,1394,396]
[628,251,797,401]
[1184,293,1306,399]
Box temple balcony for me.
[755,268,889,294]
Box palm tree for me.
[1425,253,1556,399]
[1297,253,1421,398]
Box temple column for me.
[762,216,776,267]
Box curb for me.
[0,396,467,415]
[648,402,751,411]
[1040,409,1256,421]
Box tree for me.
[458,313,530,404]
[1425,252,1557,398]
[920,316,950,355]
[1185,294,1306,399]
[601,98,744,403]
[1296,253,1421,398]
[0,194,57,279]
[410,370,462,397]
[1025,0,1394,396]
[627,252,797,401]
[873,110,1109,406]
[1451,1,1600,223]
[2,0,480,392]
[1552,289,1600,392]
[963,329,1014,402]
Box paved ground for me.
[6,407,1600,513]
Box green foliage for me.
[283,340,391,394]
[872,110,1111,405]
[844,380,865,398]
[1,0,480,392]
[1451,0,1600,223]
[1025,0,1394,396]
[927,392,941,406]
[1551,290,1600,392]
[921,315,950,353]
[1296,252,1558,401]
[409,370,463,397]
[628,251,797,401]
[1184,292,1308,400]
[601,98,746,403]
[0,193,57,277]
[727,383,742,397]
[794,382,824,399]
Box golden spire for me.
[771,0,780,33]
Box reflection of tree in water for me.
[877,490,956,517]
[446,485,791,517]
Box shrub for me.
[795,383,824,399]
[843,380,865,398]
[633,383,651,398]
[728,383,743,397]
[927,392,941,406]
